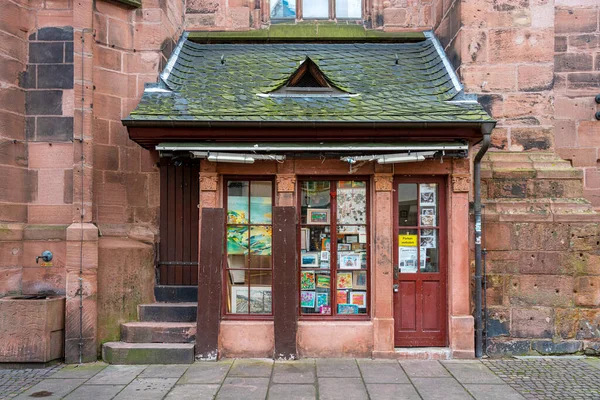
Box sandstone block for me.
[574,276,600,307]
[555,8,598,34]
[554,308,580,339]
[515,223,570,251]
[489,29,553,63]
[577,309,600,339]
[553,120,577,148]
[509,275,574,307]
[511,127,553,151]
[383,7,408,26]
[0,266,21,295]
[461,64,517,92]
[531,340,582,355]
[555,53,594,73]
[511,307,554,338]
[517,64,554,92]
[567,72,600,94]
[578,121,600,147]
[22,266,66,295]
[94,144,119,171]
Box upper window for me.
[270,0,362,20]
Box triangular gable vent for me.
[287,57,330,88]
[266,57,351,96]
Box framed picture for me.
[228,270,246,284]
[350,291,367,308]
[301,228,309,250]
[339,253,361,270]
[351,243,363,251]
[316,275,330,289]
[231,286,272,314]
[301,271,316,290]
[307,208,330,225]
[420,184,436,206]
[319,305,331,315]
[337,272,353,289]
[301,252,319,268]
[300,291,316,308]
[337,244,351,251]
[321,238,330,251]
[337,304,359,314]
[352,271,367,290]
[345,235,359,244]
[320,251,330,262]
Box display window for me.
[298,179,369,318]
[224,179,274,316]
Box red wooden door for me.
[393,177,447,346]
[158,158,200,285]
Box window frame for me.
[297,176,371,321]
[270,0,364,22]
[222,176,276,320]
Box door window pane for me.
[250,181,272,224]
[398,184,418,226]
[270,0,296,18]
[420,229,439,273]
[227,181,249,224]
[336,0,361,18]
[303,0,328,18]
[419,183,438,226]
[398,229,420,274]
[337,181,367,224]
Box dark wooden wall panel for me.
[273,206,298,360]
[158,159,200,285]
[196,208,225,360]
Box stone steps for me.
[102,342,195,364]
[154,285,198,303]
[121,322,196,343]
[138,302,197,322]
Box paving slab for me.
[164,384,220,399]
[318,378,368,400]
[267,383,317,400]
[229,358,274,377]
[411,377,473,400]
[272,360,316,384]
[63,384,125,400]
[464,384,525,400]
[138,364,189,378]
[399,360,451,378]
[357,359,410,384]
[113,378,178,400]
[49,363,107,379]
[216,377,270,400]
[13,378,87,400]
[442,361,504,384]
[178,361,232,384]
[86,365,147,385]
[316,359,361,378]
[365,383,421,399]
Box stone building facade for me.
[0,0,598,362]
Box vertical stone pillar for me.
[372,173,395,355]
[448,174,475,358]
[64,222,98,363]
[276,174,296,207]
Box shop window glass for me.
[226,180,273,315]
[300,180,369,316]
[398,183,439,274]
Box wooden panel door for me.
[393,177,447,347]
[158,158,200,285]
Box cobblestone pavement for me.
[0,364,63,400]
[484,358,600,400]
[0,358,599,399]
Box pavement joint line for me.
[265,357,276,399]
[354,357,372,400]
[438,359,476,399]
[211,357,234,398]
[396,360,424,400]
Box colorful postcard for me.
[336,290,348,305]
[352,271,367,290]
[320,251,330,262]
[301,271,316,290]
[337,273,353,289]
[319,305,331,315]
[339,253,361,270]
[317,292,329,308]
[350,291,367,308]
[338,244,351,251]
[316,275,330,289]
[337,304,359,314]
[300,291,315,308]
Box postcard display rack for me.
[300,181,368,316]
[398,183,440,274]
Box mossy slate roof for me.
[124,34,493,125]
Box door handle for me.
[393,284,399,293]
[394,267,399,280]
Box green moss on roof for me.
[125,36,493,125]
[187,25,426,43]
